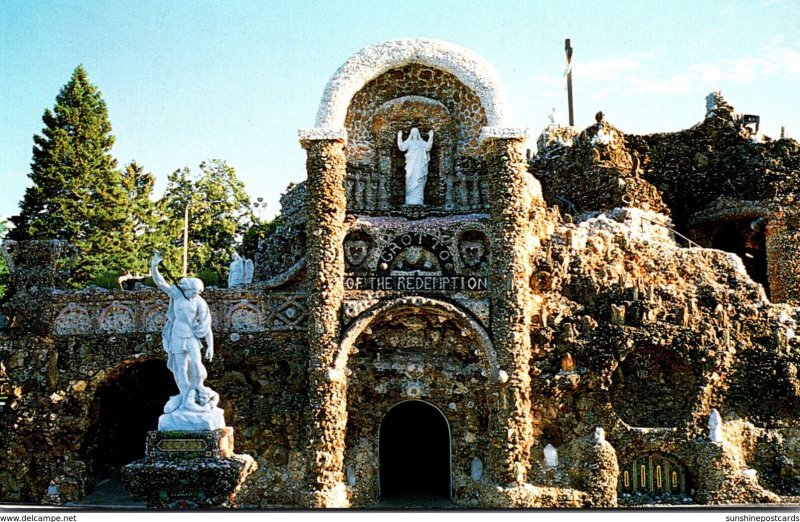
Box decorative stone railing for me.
[48,289,308,336]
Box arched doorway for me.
[84,359,177,479]
[618,452,692,505]
[379,400,451,500]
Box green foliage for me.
[159,160,254,277]
[9,66,153,284]
[241,216,280,262]
[120,161,163,274]
[92,271,121,290]
[196,270,222,288]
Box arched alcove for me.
[618,452,692,504]
[379,400,451,500]
[83,359,176,479]
[306,38,515,216]
[710,219,769,296]
[610,347,696,427]
[340,297,495,505]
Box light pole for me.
[182,201,190,276]
[253,197,267,222]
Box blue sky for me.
[1,0,798,221]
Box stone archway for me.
[336,296,499,380]
[339,297,498,505]
[379,400,451,500]
[82,359,176,480]
[313,38,512,131]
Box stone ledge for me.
[298,127,348,143]
[478,126,529,143]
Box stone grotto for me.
[1,38,800,508]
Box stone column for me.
[766,211,800,304]
[482,129,538,485]
[299,129,349,507]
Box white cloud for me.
[574,38,800,99]
[574,57,640,82]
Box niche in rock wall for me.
[709,219,769,297]
[618,452,692,504]
[610,347,696,427]
[364,96,456,210]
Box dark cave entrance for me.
[84,359,177,479]
[379,400,451,500]
[710,219,769,297]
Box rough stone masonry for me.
[1,38,799,508]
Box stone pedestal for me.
[122,428,257,509]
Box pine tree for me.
[10,66,136,283]
[119,161,162,275]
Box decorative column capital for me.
[298,127,348,148]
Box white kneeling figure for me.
[228,252,254,287]
[594,427,606,445]
[228,252,244,287]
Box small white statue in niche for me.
[397,127,434,206]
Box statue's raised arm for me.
[150,253,172,294]
[397,130,407,151]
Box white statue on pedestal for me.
[708,408,723,444]
[151,253,225,431]
[397,127,434,206]
[228,253,244,287]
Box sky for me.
[1,0,799,222]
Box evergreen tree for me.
[120,161,162,275]
[10,66,135,283]
[159,160,254,280]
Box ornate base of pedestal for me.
[122,428,257,509]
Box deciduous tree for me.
[159,160,254,280]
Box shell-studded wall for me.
[49,290,308,336]
[344,64,488,166]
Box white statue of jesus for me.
[397,127,434,206]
